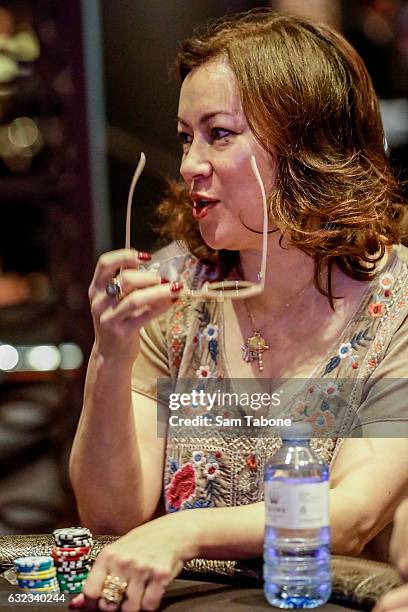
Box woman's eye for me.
[177,132,192,146]
[211,128,232,141]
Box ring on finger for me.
[101,574,128,604]
[106,276,122,299]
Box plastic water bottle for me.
[263,423,331,608]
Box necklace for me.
[241,281,313,371]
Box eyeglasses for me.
[125,153,268,300]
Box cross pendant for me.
[241,331,270,372]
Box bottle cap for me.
[280,421,312,440]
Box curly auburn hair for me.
[157,9,406,304]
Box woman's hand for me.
[89,249,182,363]
[69,514,198,611]
[373,583,408,612]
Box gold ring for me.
[101,574,128,604]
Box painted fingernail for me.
[170,281,183,293]
[160,277,170,284]
[137,251,151,261]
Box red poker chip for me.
[52,546,90,554]
[52,552,89,562]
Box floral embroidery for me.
[246,455,257,471]
[169,459,178,473]
[368,358,378,369]
[192,450,206,466]
[307,409,335,435]
[321,382,339,397]
[338,343,352,359]
[208,339,218,362]
[203,324,218,340]
[306,383,320,397]
[171,339,182,352]
[204,462,220,480]
[323,327,373,376]
[162,256,408,515]
[166,463,196,511]
[183,499,214,509]
[196,304,219,365]
[196,365,213,378]
[379,272,394,289]
[368,302,384,318]
[293,401,309,418]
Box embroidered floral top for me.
[132,245,408,515]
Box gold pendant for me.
[241,331,270,371]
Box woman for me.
[69,10,408,612]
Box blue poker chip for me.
[18,578,59,589]
[14,556,53,572]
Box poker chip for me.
[52,526,93,594]
[14,556,53,573]
[13,555,59,593]
[16,568,57,581]
[52,546,90,557]
[53,527,91,539]
[17,578,59,589]
[56,558,89,569]
[23,585,60,594]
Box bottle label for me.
[265,480,329,529]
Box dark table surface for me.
[0,577,357,611]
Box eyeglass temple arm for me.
[125,152,146,249]
[250,155,268,289]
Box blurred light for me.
[6,31,40,62]
[8,117,39,148]
[59,343,84,370]
[0,344,19,370]
[26,345,61,371]
[0,54,18,82]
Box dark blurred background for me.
[0,0,406,535]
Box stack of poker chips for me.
[13,556,59,593]
[52,527,93,595]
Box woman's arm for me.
[69,249,177,534]
[71,436,408,611]
[372,498,408,612]
[69,352,166,534]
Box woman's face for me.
[177,57,276,252]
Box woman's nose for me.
[179,141,211,184]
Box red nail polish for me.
[170,281,183,293]
[160,277,170,284]
[138,251,151,261]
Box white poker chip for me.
[53,527,91,537]
[54,537,93,547]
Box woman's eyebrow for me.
[177,111,235,126]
